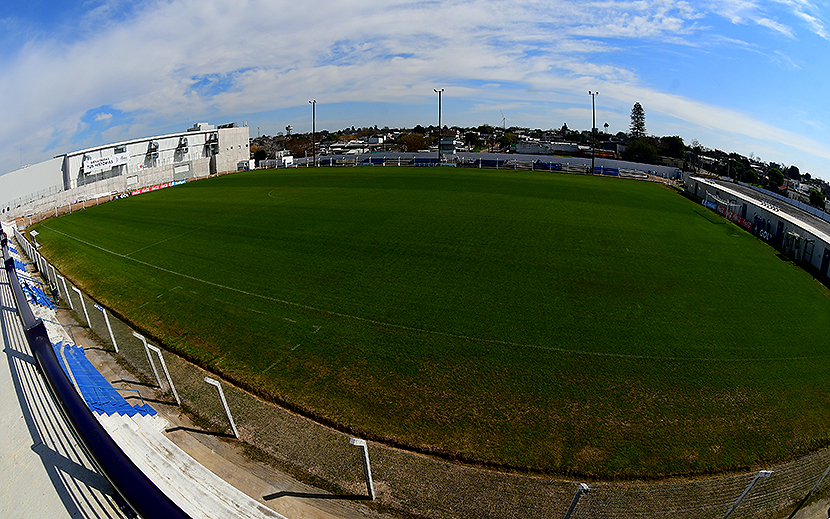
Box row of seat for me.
[21,281,56,310]
[52,341,156,417]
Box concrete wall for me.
[1,124,250,220]
[1,158,64,214]
[685,176,830,278]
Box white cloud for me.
[0,0,828,180]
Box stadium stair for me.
[96,412,287,519]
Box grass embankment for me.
[33,166,830,478]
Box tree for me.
[809,189,826,210]
[398,133,426,152]
[464,132,482,149]
[622,139,658,164]
[251,146,268,164]
[786,165,801,180]
[659,136,684,159]
[767,168,785,189]
[629,102,646,139]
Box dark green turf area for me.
[33,167,830,478]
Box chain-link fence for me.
[11,227,830,519]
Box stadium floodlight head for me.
[349,437,366,447]
[93,303,102,311]
[759,470,773,478]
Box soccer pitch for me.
[32,166,830,478]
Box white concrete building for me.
[1,122,249,218]
[685,175,830,281]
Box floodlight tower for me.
[588,91,599,174]
[434,88,443,162]
[309,99,316,167]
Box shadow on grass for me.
[262,490,370,502]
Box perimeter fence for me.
[10,225,830,519]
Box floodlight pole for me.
[204,377,239,438]
[94,303,118,353]
[309,99,316,167]
[434,88,444,163]
[588,91,599,175]
[721,470,773,519]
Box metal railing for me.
[1,231,191,519]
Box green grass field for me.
[32,166,830,478]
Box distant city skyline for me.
[2,1,829,180]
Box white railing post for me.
[94,303,118,353]
[56,274,71,309]
[148,343,180,406]
[721,470,773,519]
[563,483,589,519]
[71,285,90,325]
[349,438,376,500]
[204,377,239,438]
[132,332,162,388]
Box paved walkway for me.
[0,260,127,519]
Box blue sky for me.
[2,0,830,180]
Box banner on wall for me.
[715,204,753,231]
[83,152,129,175]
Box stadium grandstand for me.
[0,122,250,218]
[684,174,830,282]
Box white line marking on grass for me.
[291,344,301,351]
[42,224,830,363]
[283,318,296,323]
[250,308,265,315]
[262,361,279,373]
[312,325,321,334]
[125,229,202,257]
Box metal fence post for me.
[563,483,589,519]
[721,470,773,519]
[132,332,162,388]
[349,438,375,500]
[787,463,830,519]
[148,343,181,406]
[56,274,71,308]
[204,377,239,438]
[94,303,118,353]
[71,285,90,325]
